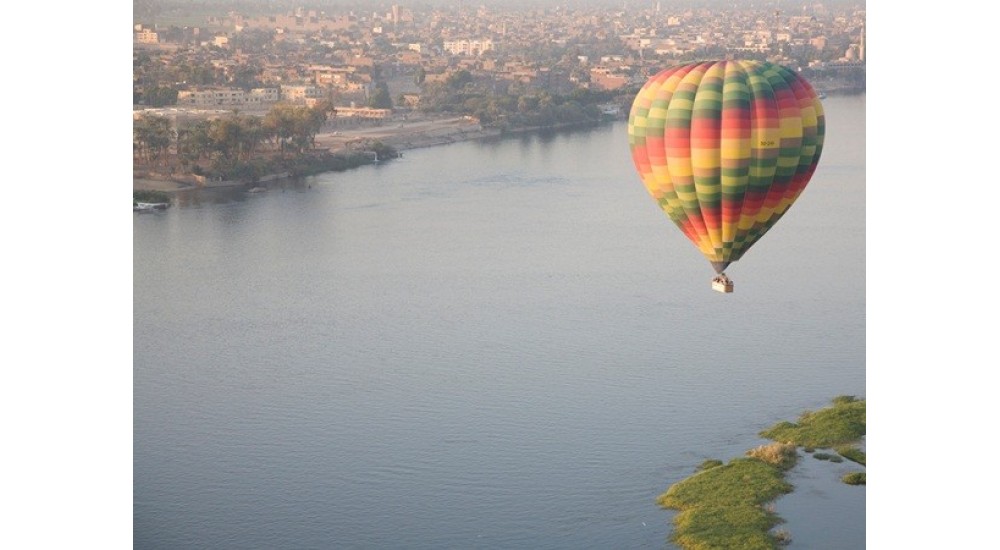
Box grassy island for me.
[659,396,866,549]
[758,395,865,447]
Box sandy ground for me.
[313,115,491,152]
[134,115,493,192]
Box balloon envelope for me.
[627,60,825,273]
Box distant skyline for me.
[134,0,867,34]
[135,0,866,19]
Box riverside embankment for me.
[134,115,496,192]
[133,114,609,192]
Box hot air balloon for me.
[627,60,825,293]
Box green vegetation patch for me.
[842,472,866,485]
[835,446,866,466]
[659,458,792,510]
[659,457,792,549]
[759,396,865,447]
[811,453,843,463]
[285,151,379,178]
[659,397,866,547]
[671,503,785,550]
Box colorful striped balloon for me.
[627,60,825,274]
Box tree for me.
[262,103,330,157]
[143,86,178,107]
[133,113,173,165]
[207,114,243,160]
[369,82,393,109]
[177,121,212,165]
[446,69,473,90]
[263,105,297,158]
[230,63,263,90]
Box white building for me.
[443,38,494,56]
[135,28,159,44]
[177,88,279,107]
[280,85,326,102]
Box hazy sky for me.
[134,0,865,28]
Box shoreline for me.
[133,116,611,193]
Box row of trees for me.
[134,101,335,174]
[416,70,631,129]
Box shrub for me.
[369,140,399,159]
[774,528,792,546]
[813,452,834,461]
[746,443,798,470]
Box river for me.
[134,94,865,549]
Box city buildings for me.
[134,2,865,109]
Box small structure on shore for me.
[134,202,169,212]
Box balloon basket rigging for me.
[712,274,734,294]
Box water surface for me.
[134,95,865,549]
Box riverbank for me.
[133,115,610,192]
[134,116,494,192]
